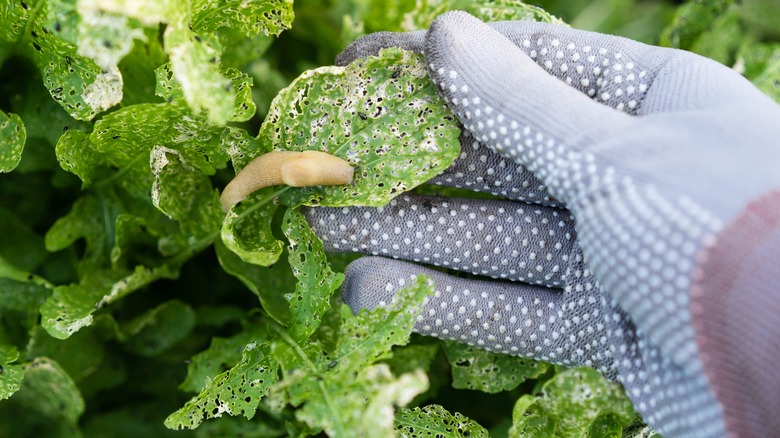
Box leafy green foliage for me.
[395,404,489,437]
[0,345,23,400]
[268,275,434,437]
[165,341,279,430]
[284,208,344,343]
[221,46,461,266]
[1,0,779,436]
[0,110,25,172]
[348,0,563,36]
[443,342,550,393]
[508,367,636,437]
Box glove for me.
[303,11,780,437]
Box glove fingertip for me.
[336,31,426,66]
[341,256,398,313]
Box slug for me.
[220,150,354,211]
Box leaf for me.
[334,275,433,369]
[264,275,434,436]
[190,0,294,37]
[13,357,85,425]
[686,6,742,64]
[55,129,108,186]
[74,0,293,125]
[0,277,51,312]
[0,111,26,173]
[464,0,565,24]
[155,62,257,122]
[382,342,440,377]
[263,47,461,208]
[659,0,735,51]
[293,365,429,438]
[150,145,223,240]
[20,0,117,120]
[736,42,780,103]
[165,342,279,430]
[284,208,344,344]
[222,48,460,264]
[0,0,29,44]
[508,367,636,437]
[395,404,489,438]
[214,239,292,325]
[91,102,229,194]
[122,300,196,357]
[39,261,181,340]
[0,206,48,273]
[25,326,105,383]
[0,345,24,401]
[118,27,167,106]
[220,188,285,266]
[442,341,549,393]
[73,2,147,71]
[179,327,264,393]
[353,0,563,35]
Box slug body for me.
[220,150,354,211]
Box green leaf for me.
[165,341,279,430]
[190,0,294,37]
[334,275,433,369]
[222,48,460,264]
[55,129,106,186]
[283,208,344,344]
[0,0,29,44]
[737,42,780,103]
[13,357,85,425]
[293,364,429,438]
[221,188,285,266]
[91,102,229,195]
[0,277,51,312]
[40,263,180,339]
[0,345,24,400]
[354,0,563,35]
[72,2,147,70]
[382,342,440,377]
[118,27,167,106]
[192,414,286,438]
[508,367,636,437]
[179,326,264,393]
[122,300,196,357]
[686,6,742,64]
[0,111,25,173]
[263,275,434,436]
[161,22,239,126]
[25,325,105,383]
[0,205,48,273]
[443,342,550,393]
[659,0,735,51]
[264,47,461,208]
[150,145,223,239]
[64,0,292,125]
[20,0,117,120]
[214,239,292,325]
[154,61,257,122]
[464,0,565,24]
[395,404,489,438]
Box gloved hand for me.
[303,11,780,437]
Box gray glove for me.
[303,11,780,437]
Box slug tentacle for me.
[220,150,354,211]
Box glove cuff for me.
[692,188,780,438]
